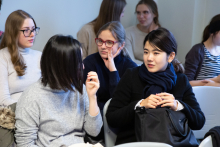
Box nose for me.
[30,30,35,37]
[147,53,153,61]
[101,42,107,48]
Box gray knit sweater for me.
[15,80,102,147]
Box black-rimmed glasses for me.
[20,27,40,37]
[95,38,118,48]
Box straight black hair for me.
[143,28,184,73]
[41,35,83,93]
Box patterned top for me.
[196,45,220,80]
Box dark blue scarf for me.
[138,63,177,99]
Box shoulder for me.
[16,81,41,107]
[0,47,11,62]
[175,72,190,87]
[125,25,137,32]
[123,66,140,78]
[122,56,138,68]
[83,52,100,64]
[189,43,204,54]
[78,23,94,33]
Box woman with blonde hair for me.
[77,0,126,59]
[0,10,41,105]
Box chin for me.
[100,54,108,59]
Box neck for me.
[203,37,220,55]
[137,22,158,33]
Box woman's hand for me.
[140,94,163,109]
[156,92,178,111]
[201,79,220,87]
[86,71,100,98]
[103,47,122,72]
[86,72,100,116]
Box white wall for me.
[0,0,220,63]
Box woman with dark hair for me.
[77,0,126,59]
[15,35,102,147]
[125,0,160,64]
[0,10,41,106]
[106,28,205,145]
[83,21,137,143]
[185,14,220,86]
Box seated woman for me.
[83,21,137,143]
[0,10,41,106]
[106,28,205,145]
[15,35,102,147]
[185,14,220,86]
[125,0,160,65]
[77,0,126,59]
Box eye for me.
[106,41,113,45]
[136,11,140,15]
[98,39,103,43]
[144,51,148,54]
[24,30,29,33]
[154,52,159,55]
[144,11,149,14]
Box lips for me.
[139,20,145,24]
[101,51,107,54]
[28,39,34,43]
[148,64,154,68]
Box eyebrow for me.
[144,48,162,52]
[21,26,35,29]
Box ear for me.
[168,52,175,63]
[118,42,125,50]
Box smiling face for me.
[136,4,155,27]
[143,41,175,73]
[97,30,120,59]
[18,18,36,49]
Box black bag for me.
[135,107,198,147]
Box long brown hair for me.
[91,0,126,35]
[202,14,220,43]
[136,0,161,27]
[0,10,36,76]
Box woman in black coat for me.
[106,28,205,145]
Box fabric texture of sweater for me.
[77,23,98,59]
[125,25,148,65]
[15,80,102,147]
[106,66,205,145]
[0,47,41,106]
[184,43,205,81]
[83,52,137,111]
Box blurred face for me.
[212,31,220,46]
[18,18,36,48]
[136,4,155,27]
[97,30,120,59]
[143,41,174,73]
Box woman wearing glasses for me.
[77,0,126,59]
[0,10,41,106]
[83,21,137,143]
[125,0,160,65]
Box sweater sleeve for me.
[109,59,137,97]
[15,104,39,147]
[125,32,143,65]
[184,44,203,81]
[0,52,17,106]
[83,86,103,137]
[106,69,139,128]
[178,75,205,130]
[77,26,90,59]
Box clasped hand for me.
[140,92,178,111]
